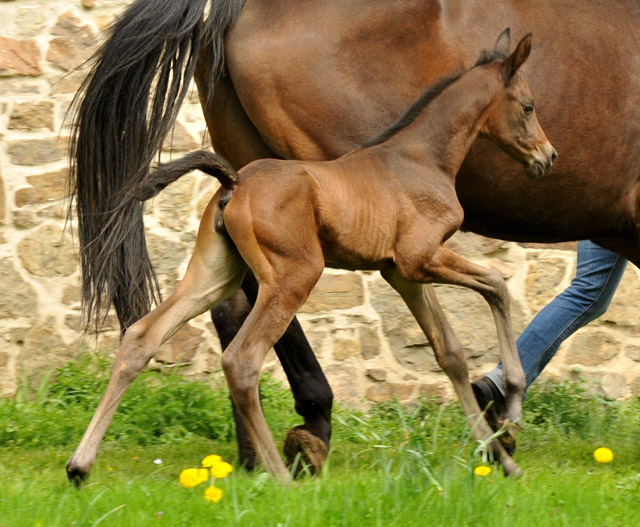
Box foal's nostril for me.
[550,148,558,163]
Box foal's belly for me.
[319,224,396,272]
[322,250,392,272]
[308,163,400,270]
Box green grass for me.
[0,353,639,527]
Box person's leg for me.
[483,240,627,398]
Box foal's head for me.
[478,30,557,179]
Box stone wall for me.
[1,0,639,404]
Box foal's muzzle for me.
[525,143,557,179]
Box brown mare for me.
[66,33,555,483]
[67,0,640,480]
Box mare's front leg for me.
[66,210,247,484]
[382,266,523,477]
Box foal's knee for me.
[122,319,146,342]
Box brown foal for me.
[66,32,555,483]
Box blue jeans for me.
[485,240,627,397]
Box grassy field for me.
[1,353,638,527]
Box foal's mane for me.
[363,48,508,148]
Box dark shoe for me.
[472,377,516,455]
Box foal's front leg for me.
[426,247,525,422]
[381,269,522,476]
[424,247,525,471]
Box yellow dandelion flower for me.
[593,447,614,463]
[474,465,492,477]
[179,468,209,488]
[201,455,222,468]
[204,486,223,503]
[210,461,233,479]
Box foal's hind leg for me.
[239,273,332,474]
[203,79,334,471]
[221,266,324,484]
[66,221,247,484]
[382,267,523,477]
[211,281,332,474]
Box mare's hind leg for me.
[66,210,247,484]
[210,293,258,470]
[382,267,523,477]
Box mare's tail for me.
[69,0,246,332]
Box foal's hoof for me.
[283,425,328,477]
[472,378,517,455]
[66,461,89,488]
[497,419,520,455]
[501,457,524,479]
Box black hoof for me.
[472,377,516,455]
[283,425,328,477]
[66,462,89,488]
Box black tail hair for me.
[69,0,245,332]
[133,150,238,201]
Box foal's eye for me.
[523,104,534,115]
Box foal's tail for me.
[69,0,246,332]
[133,150,238,201]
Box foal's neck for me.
[387,67,501,179]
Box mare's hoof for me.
[472,378,516,455]
[283,425,328,477]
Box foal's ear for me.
[501,33,532,84]
[494,28,511,55]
